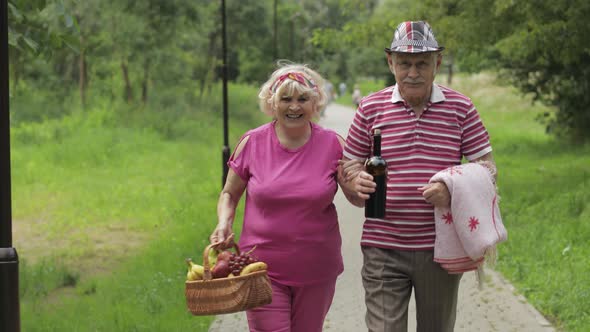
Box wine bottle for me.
[365,129,387,218]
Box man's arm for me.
[336,140,368,207]
[419,151,496,207]
[473,152,497,181]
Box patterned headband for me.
[270,72,317,93]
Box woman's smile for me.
[286,113,303,119]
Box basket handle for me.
[202,234,240,280]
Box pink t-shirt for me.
[229,121,344,286]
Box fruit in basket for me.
[208,248,219,267]
[239,262,268,276]
[217,250,233,263]
[228,247,260,276]
[211,259,232,279]
[185,258,205,281]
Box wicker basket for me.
[185,242,273,316]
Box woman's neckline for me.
[272,120,314,152]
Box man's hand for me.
[353,171,377,200]
[338,159,365,182]
[418,182,450,207]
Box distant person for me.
[339,82,347,97]
[322,80,335,117]
[325,81,335,103]
[209,62,356,332]
[352,84,362,108]
[340,21,496,332]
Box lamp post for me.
[0,0,21,331]
[220,0,230,188]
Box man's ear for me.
[386,53,395,74]
[436,53,443,69]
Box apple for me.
[211,259,231,279]
[216,250,233,263]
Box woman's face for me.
[274,90,316,129]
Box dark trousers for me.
[361,246,462,332]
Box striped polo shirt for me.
[343,84,492,250]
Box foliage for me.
[8,0,79,53]
[491,1,590,141]
[8,0,590,140]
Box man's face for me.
[387,52,441,107]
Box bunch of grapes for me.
[228,250,258,276]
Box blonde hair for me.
[258,61,328,117]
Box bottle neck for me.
[373,134,381,156]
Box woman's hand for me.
[209,222,234,249]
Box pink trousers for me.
[246,277,337,332]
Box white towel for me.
[430,163,508,274]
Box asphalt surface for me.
[208,103,555,332]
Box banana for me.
[239,262,268,276]
[185,258,205,281]
[187,269,201,281]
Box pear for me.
[208,248,219,266]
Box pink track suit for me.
[229,121,344,332]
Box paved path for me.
[209,103,555,332]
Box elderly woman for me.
[209,62,354,332]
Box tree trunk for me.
[121,60,133,103]
[76,14,88,108]
[199,30,219,99]
[9,49,20,93]
[141,58,150,104]
[446,54,454,85]
[79,36,88,108]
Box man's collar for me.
[391,83,445,104]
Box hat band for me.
[390,39,440,49]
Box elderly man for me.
[340,21,496,332]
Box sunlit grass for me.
[12,83,264,331]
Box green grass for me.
[10,75,590,331]
[446,73,590,332]
[12,83,264,331]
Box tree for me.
[419,0,590,141]
[492,0,590,140]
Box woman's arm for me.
[209,137,250,247]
